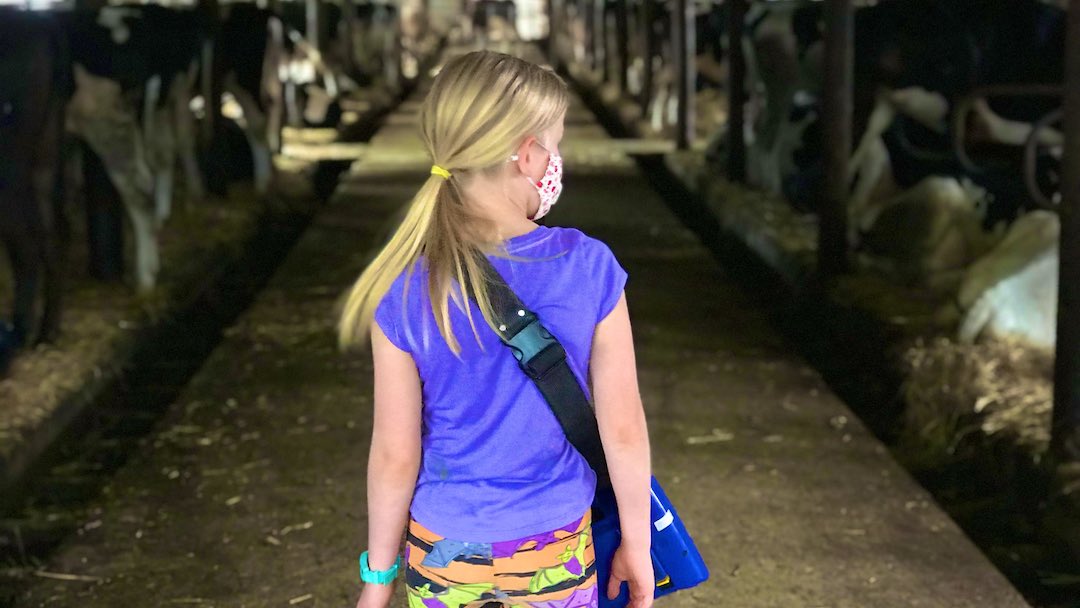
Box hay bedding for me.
[900,335,1054,464]
[0,185,268,465]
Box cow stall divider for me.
[1048,0,1080,547]
[614,0,629,93]
[552,0,1080,589]
[0,0,432,585]
[726,0,748,183]
[639,0,656,114]
[673,0,694,150]
[818,0,853,276]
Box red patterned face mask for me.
[526,143,563,221]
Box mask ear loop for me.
[509,152,537,183]
[504,152,536,218]
[509,149,548,185]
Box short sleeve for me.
[373,283,413,353]
[592,240,628,324]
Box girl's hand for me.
[354,581,395,608]
[606,543,654,608]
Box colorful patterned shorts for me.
[404,510,598,608]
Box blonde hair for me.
[337,51,570,355]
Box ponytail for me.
[337,51,569,355]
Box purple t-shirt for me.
[374,225,628,542]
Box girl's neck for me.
[492,221,540,243]
[459,176,537,244]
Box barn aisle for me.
[12,49,1029,608]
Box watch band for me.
[359,551,401,585]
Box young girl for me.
[338,50,654,608]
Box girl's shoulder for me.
[519,226,619,259]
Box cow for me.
[139,5,208,222]
[276,1,348,128]
[857,176,1000,288]
[845,0,1066,238]
[60,4,209,291]
[471,0,518,46]
[348,1,400,89]
[704,0,822,192]
[953,209,1059,351]
[213,3,287,196]
[0,9,72,371]
[717,0,1066,244]
[399,0,439,84]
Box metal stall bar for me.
[198,0,223,192]
[585,0,596,72]
[673,0,694,149]
[615,0,629,91]
[819,0,853,275]
[547,0,557,59]
[600,0,612,82]
[640,0,656,112]
[595,0,608,79]
[306,0,324,51]
[727,0,747,181]
[1052,0,1080,468]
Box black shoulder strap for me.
[464,251,611,488]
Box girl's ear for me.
[512,135,537,176]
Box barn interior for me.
[0,1,1079,607]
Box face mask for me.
[514,141,563,221]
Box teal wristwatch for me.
[359,551,401,585]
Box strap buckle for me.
[504,314,567,380]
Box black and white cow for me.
[471,0,518,44]
[276,1,346,128]
[140,5,208,220]
[213,3,287,196]
[0,9,72,370]
[704,0,822,187]
[843,0,1066,235]
[724,0,1065,239]
[61,4,208,291]
[348,1,400,89]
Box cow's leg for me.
[68,67,159,290]
[266,84,284,155]
[154,163,175,227]
[649,65,670,133]
[863,176,971,240]
[3,232,40,347]
[81,144,126,281]
[88,144,159,292]
[889,87,948,134]
[847,92,899,236]
[264,17,286,154]
[248,129,273,197]
[31,100,66,343]
[101,152,157,291]
[228,79,274,196]
[174,65,205,207]
[971,97,1065,147]
[849,137,892,235]
[284,74,302,127]
[146,101,177,227]
[666,87,679,129]
[143,73,172,226]
[122,185,159,291]
[748,14,800,194]
[849,91,896,175]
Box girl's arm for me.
[590,292,653,605]
[358,323,422,605]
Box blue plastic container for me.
[591,476,709,607]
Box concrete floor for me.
[12,68,1030,608]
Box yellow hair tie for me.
[431,165,451,180]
